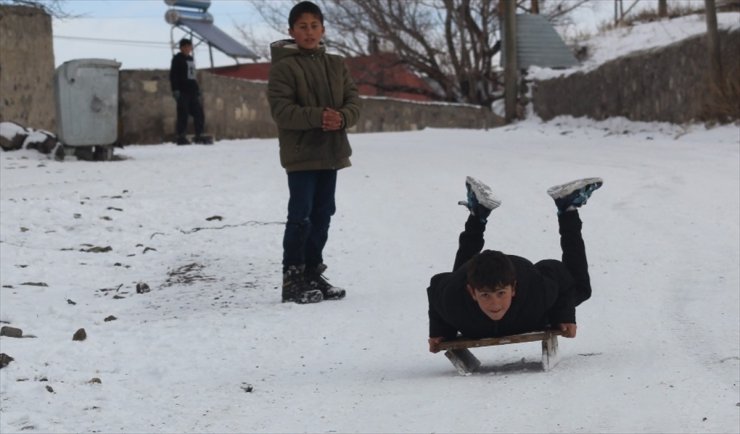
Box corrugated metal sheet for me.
[501,14,578,69]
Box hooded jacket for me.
[268,40,361,172]
[426,253,576,339]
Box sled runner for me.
[438,330,562,375]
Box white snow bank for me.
[22,131,51,146]
[0,121,27,140]
[530,12,740,80]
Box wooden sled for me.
[438,330,563,375]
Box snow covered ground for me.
[1,115,738,433]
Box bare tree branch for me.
[0,0,76,18]
[239,0,591,107]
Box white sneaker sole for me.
[547,177,603,199]
[466,176,502,210]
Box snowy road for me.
[1,117,738,433]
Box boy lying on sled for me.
[427,177,603,353]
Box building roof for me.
[211,52,433,102]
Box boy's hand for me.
[558,323,577,338]
[428,336,445,353]
[322,108,343,131]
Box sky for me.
[49,0,710,71]
[52,0,286,70]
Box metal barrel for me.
[165,9,214,24]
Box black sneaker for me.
[176,136,191,145]
[547,178,603,215]
[457,176,501,223]
[193,135,214,145]
[282,265,323,304]
[306,264,346,300]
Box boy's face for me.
[289,13,325,50]
[466,284,516,321]
[180,44,193,55]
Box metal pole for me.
[208,43,214,70]
[503,0,518,123]
[614,0,618,26]
[531,0,539,14]
[705,0,722,87]
[658,0,668,17]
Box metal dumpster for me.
[54,58,121,160]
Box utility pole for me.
[503,0,518,123]
[658,0,668,17]
[531,0,540,14]
[705,0,723,87]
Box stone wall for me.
[118,70,502,145]
[118,70,278,145]
[0,5,55,131]
[356,98,497,132]
[533,29,740,123]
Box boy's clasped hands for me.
[322,107,343,131]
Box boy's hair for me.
[289,1,324,28]
[466,250,516,291]
[179,38,193,48]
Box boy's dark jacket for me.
[169,52,199,94]
[268,40,361,172]
[426,253,577,339]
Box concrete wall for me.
[118,70,502,145]
[0,5,55,131]
[533,29,740,123]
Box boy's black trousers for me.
[175,91,205,137]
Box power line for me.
[54,34,170,48]
[64,14,253,20]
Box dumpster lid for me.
[59,58,122,69]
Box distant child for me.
[427,177,603,353]
[169,38,211,145]
[268,1,362,304]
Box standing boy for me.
[427,177,603,352]
[268,1,362,304]
[169,38,211,145]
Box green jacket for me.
[268,40,361,172]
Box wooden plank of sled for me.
[438,330,563,350]
[438,330,563,375]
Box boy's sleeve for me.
[268,64,323,130]
[169,56,180,91]
[428,306,458,339]
[337,62,361,129]
[546,281,576,326]
[427,278,459,339]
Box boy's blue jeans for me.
[283,169,337,271]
